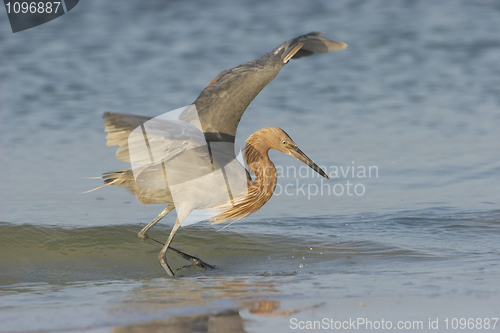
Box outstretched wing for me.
[193,31,347,143]
[103,112,153,162]
[102,112,206,165]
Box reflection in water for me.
[122,277,281,309]
[114,309,246,333]
[247,300,301,317]
[113,277,321,332]
[113,300,321,333]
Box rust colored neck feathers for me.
[211,129,278,224]
[245,138,278,199]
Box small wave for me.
[1,208,498,285]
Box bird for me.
[94,32,347,276]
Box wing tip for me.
[283,42,306,63]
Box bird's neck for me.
[244,141,278,197]
[209,136,278,224]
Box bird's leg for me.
[158,219,182,276]
[138,206,216,270]
[138,206,174,248]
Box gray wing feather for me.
[102,32,347,160]
[194,32,347,142]
[103,112,153,162]
[103,112,152,146]
[103,112,208,165]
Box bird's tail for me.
[84,169,134,193]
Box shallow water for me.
[1,0,500,332]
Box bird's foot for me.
[176,257,217,271]
[191,257,217,269]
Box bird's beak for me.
[289,146,329,179]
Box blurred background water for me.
[1,0,499,332]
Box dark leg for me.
[138,206,215,271]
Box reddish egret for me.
[95,32,346,275]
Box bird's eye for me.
[281,140,287,145]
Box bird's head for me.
[251,127,329,179]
